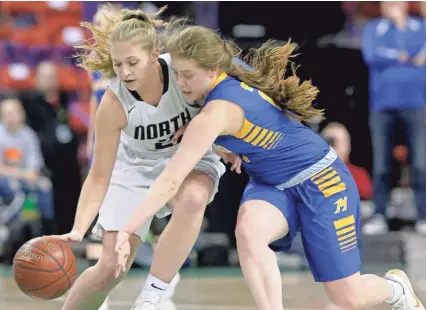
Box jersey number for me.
[155,134,183,150]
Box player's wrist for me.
[71,226,86,237]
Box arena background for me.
[0,1,425,309]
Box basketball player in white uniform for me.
[50,7,224,310]
[95,53,222,243]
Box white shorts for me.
[92,142,225,241]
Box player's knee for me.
[95,243,131,285]
[94,251,129,290]
[235,222,263,255]
[326,279,366,309]
[98,252,119,277]
[172,187,209,216]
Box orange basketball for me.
[12,237,78,300]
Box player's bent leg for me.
[149,170,214,282]
[323,272,392,308]
[323,270,424,309]
[236,199,289,310]
[62,230,141,310]
[300,160,424,310]
[133,170,215,309]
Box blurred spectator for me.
[361,1,426,235]
[321,122,373,200]
[317,2,379,49]
[0,98,54,234]
[20,61,82,234]
[419,1,426,19]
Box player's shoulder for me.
[95,88,128,127]
[101,87,121,105]
[213,75,241,92]
[207,76,239,102]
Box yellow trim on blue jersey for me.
[341,245,358,253]
[318,176,341,191]
[338,231,356,241]
[268,133,285,150]
[251,128,269,145]
[234,119,254,139]
[232,118,283,149]
[240,82,254,92]
[336,226,355,236]
[311,167,333,181]
[340,241,358,252]
[244,126,262,143]
[333,215,355,230]
[322,183,346,198]
[211,72,228,90]
[334,215,358,253]
[258,90,281,109]
[264,132,279,149]
[339,236,357,246]
[311,167,347,198]
[242,155,250,163]
[313,170,338,185]
[258,131,274,147]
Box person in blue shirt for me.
[362,1,426,235]
[86,7,114,165]
[115,22,424,310]
[86,70,108,165]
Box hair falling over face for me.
[74,5,168,79]
[163,19,324,123]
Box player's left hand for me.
[114,231,131,278]
[214,147,242,174]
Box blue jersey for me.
[205,73,330,186]
[91,71,108,105]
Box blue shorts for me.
[241,159,361,282]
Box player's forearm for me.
[123,178,179,234]
[72,175,109,234]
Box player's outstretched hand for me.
[47,230,84,243]
[226,153,242,174]
[214,147,242,174]
[115,231,131,278]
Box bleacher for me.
[0,1,91,135]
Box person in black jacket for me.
[20,61,82,234]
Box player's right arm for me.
[51,88,126,241]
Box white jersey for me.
[93,54,225,241]
[109,54,202,157]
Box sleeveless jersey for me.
[206,73,331,186]
[108,54,202,156]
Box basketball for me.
[12,237,78,300]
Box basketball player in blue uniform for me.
[115,24,424,310]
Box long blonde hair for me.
[75,5,168,78]
[163,21,323,122]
